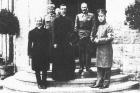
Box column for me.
[14,0,50,71]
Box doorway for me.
[51,0,106,58]
[51,0,106,21]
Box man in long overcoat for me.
[28,17,50,89]
[52,4,75,81]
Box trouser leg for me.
[85,47,91,70]
[104,68,111,80]
[79,46,85,71]
[41,70,47,89]
[35,70,41,86]
[101,67,111,88]
[96,67,104,86]
[91,67,104,88]
[42,70,47,83]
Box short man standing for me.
[28,17,50,89]
[75,2,96,74]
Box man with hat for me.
[75,2,96,74]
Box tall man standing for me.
[52,4,75,81]
[75,2,96,74]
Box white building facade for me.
[1,0,140,74]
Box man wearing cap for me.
[75,2,96,74]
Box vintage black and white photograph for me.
[0,0,140,93]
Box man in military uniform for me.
[44,3,56,63]
[75,2,96,74]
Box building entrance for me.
[51,0,105,58]
[51,0,105,20]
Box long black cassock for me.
[28,27,50,71]
[52,15,75,81]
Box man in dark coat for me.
[28,17,50,89]
[52,4,75,81]
[75,2,96,74]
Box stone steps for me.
[19,67,121,78]
[3,67,139,93]
[13,71,129,86]
[75,58,96,68]
[3,76,139,93]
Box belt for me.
[78,29,90,39]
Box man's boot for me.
[99,80,110,89]
[99,68,111,89]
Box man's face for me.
[81,3,88,13]
[60,5,67,15]
[47,4,55,14]
[36,18,42,27]
[98,13,106,23]
[48,7,55,14]
[55,8,60,16]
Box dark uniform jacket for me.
[75,12,96,39]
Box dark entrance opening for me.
[51,0,106,58]
[51,0,105,21]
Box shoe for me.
[99,80,110,89]
[78,69,83,74]
[41,85,47,89]
[90,80,103,88]
[37,84,42,89]
[90,84,101,88]
[86,68,93,72]
[42,80,48,89]
[89,81,96,88]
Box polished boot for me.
[99,68,111,89]
[99,80,110,89]
[91,67,104,88]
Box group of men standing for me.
[28,2,96,89]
